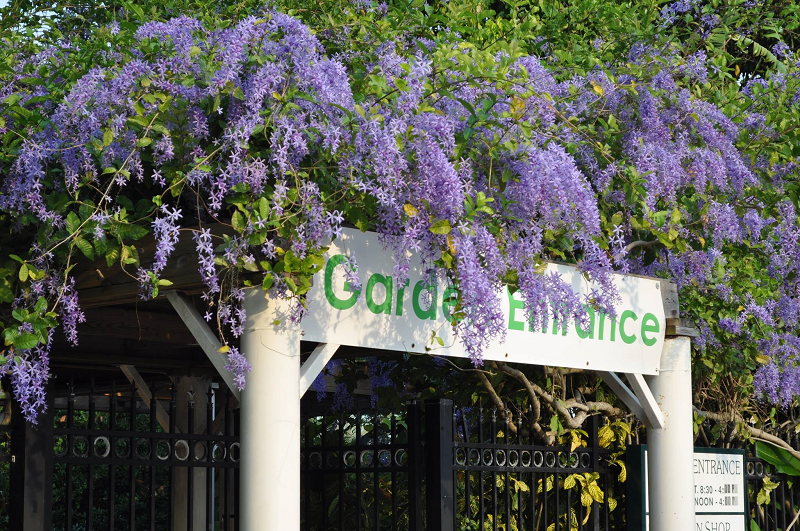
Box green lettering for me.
[641,313,660,347]
[324,254,359,310]
[575,305,595,339]
[619,310,638,345]
[395,280,408,316]
[366,273,393,315]
[508,288,525,331]
[597,312,605,340]
[610,316,617,341]
[442,286,459,321]
[412,280,437,320]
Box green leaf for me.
[756,441,800,476]
[18,264,29,282]
[232,211,247,232]
[66,211,81,234]
[15,332,39,350]
[103,129,114,147]
[429,219,451,234]
[75,237,95,260]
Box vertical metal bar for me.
[543,468,549,531]
[129,378,136,531]
[463,408,471,525]
[110,379,117,531]
[407,401,422,531]
[517,414,522,531]
[374,409,379,531]
[322,411,328,531]
[356,408,362,531]
[505,413,510,531]
[424,399,454,531]
[66,377,74,531]
[391,410,397,531]
[169,384,176,531]
[492,408,497,531]
[555,469,560,531]
[88,377,96,531]
[225,391,233,531]
[150,381,157,531]
[207,386,214,531]
[188,390,195,531]
[341,410,346,531]
[479,403,485,531]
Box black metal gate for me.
[49,375,240,531]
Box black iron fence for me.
[300,399,417,531]
[5,386,800,531]
[50,376,240,531]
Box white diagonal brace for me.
[165,291,241,402]
[119,365,174,433]
[299,343,340,398]
[625,372,666,430]
[596,371,647,424]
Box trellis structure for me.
[3,226,699,530]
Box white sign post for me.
[628,446,747,531]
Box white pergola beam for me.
[625,372,666,430]
[165,291,241,402]
[596,370,647,423]
[119,364,173,432]
[298,343,340,398]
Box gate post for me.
[407,400,424,531]
[8,387,54,531]
[425,398,454,531]
[645,335,694,531]
[240,289,301,531]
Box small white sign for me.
[640,449,746,531]
[300,228,666,374]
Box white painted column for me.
[645,336,694,531]
[240,289,301,531]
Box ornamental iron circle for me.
[533,451,544,468]
[455,448,467,466]
[580,452,591,469]
[73,436,89,458]
[194,441,207,461]
[135,439,151,460]
[747,461,754,476]
[343,451,356,468]
[309,451,322,469]
[545,451,556,468]
[156,440,171,461]
[360,450,373,467]
[482,449,493,467]
[211,442,226,462]
[508,450,519,467]
[114,438,131,459]
[326,451,339,469]
[569,452,579,468]
[469,448,481,467]
[229,442,240,463]
[520,451,532,468]
[495,449,507,467]
[93,436,110,458]
[53,435,68,457]
[755,462,764,476]
[378,449,391,467]
[394,449,408,467]
[174,440,190,461]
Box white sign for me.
[638,448,746,531]
[300,229,666,374]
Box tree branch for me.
[476,371,518,434]
[694,408,800,460]
[495,362,554,444]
